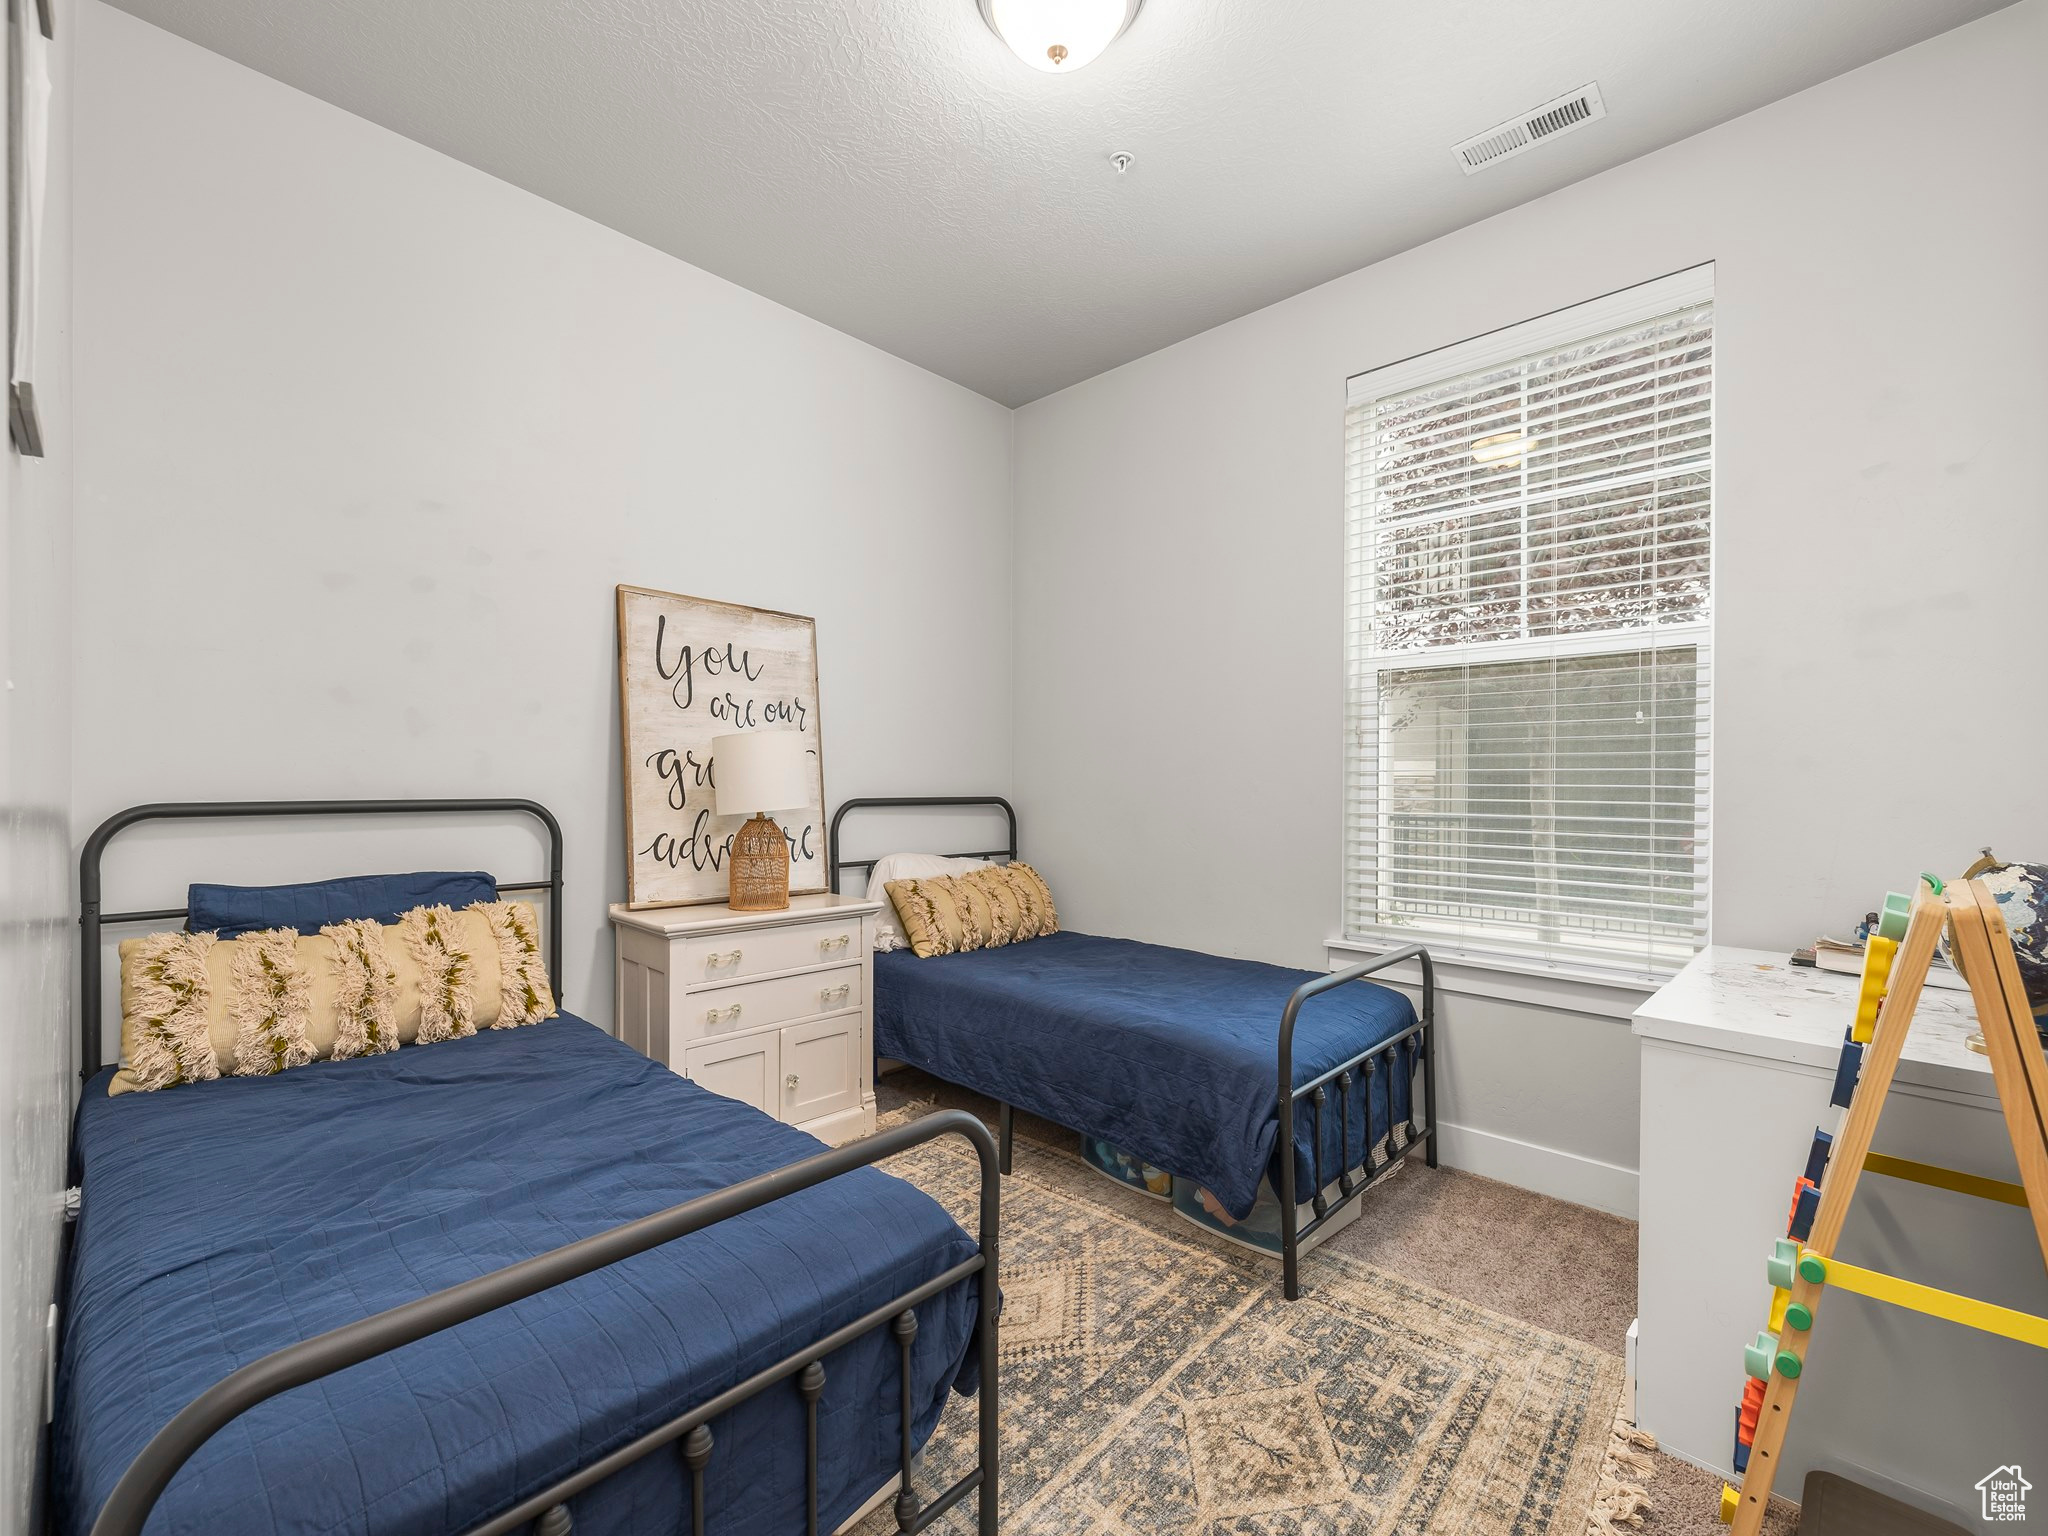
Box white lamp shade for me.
[982,0,1141,72]
[712,731,812,816]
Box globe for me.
[1973,860,2048,1022]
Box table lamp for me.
[712,730,810,911]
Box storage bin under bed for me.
[1078,1132,1396,1257]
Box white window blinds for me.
[1344,267,1713,980]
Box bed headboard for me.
[826,797,1017,895]
[78,799,564,1082]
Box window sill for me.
[1324,936,1667,1021]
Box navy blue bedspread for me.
[59,1017,981,1536]
[874,932,1418,1220]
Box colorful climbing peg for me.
[1879,887,1915,940]
[1853,934,1897,1042]
[1766,1237,1800,1290]
[1803,1126,1832,1184]
[1744,1330,1779,1381]
[1830,1033,1864,1109]
[1798,1251,1827,1285]
[1738,1376,1765,1443]
[1783,1301,1813,1332]
[1732,1373,1766,1470]
[1789,1180,1821,1242]
[1720,1483,1741,1523]
[1775,1347,1803,1379]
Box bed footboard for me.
[1276,947,1437,1302]
[86,1111,1002,1536]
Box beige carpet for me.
[859,1100,1633,1535]
[872,1070,1799,1535]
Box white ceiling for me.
[104,0,2011,406]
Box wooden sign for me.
[616,585,826,907]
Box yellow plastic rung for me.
[1851,934,1898,1043]
[1864,1151,2029,1207]
[1720,1483,1740,1524]
[1767,1286,1789,1332]
[1817,1254,2048,1348]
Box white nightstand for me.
[610,893,883,1146]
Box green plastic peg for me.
[1744,1331,1778,1381]
[1878,890,1912,941]
[1766,1237,1800,1290]
[1784,1302,1813,1332]
[1799,1254,1828,1285]
[1775,1350,1803,1379]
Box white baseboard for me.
[1433,1119,1640,1218]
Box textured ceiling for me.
[104,0,2011,405]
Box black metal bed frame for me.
[78,799,565,1082]
[828,795,1436,1302]
[70,800,1001,1536]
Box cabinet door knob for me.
[786,1073,799,1092]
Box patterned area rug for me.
[854,1108,1630,1536]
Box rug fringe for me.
[1586,1402,1658,1533]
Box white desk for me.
[1634,947,2048,1523]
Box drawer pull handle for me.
[786,1073,799,1092]
[819,984,851,1007]
[706,1004,743,1025]
[819,934,851,952]
[707,949,743,971]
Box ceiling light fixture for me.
[977,0,1143,74]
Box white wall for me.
[0,4,73,1532]
[1012,0,2048,1207]
[70,1,1015,1042]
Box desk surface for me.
[1632,945,1992,1098]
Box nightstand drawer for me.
[685,919,861,985]
[688,963,861,1041]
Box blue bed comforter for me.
[59,1017,982,1536]
[874,931,1418,1220]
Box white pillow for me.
[864,852,994,951]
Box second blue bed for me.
[874,930,1418,1221]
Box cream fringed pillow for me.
[885,863,1061,959]
[480,898,557,1025]
[112,901,555,1095]
[884,875,990,959]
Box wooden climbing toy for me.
[1719,876,2048,1532]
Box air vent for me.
[1453,83,1606,175]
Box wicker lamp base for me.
[728,814,792,911]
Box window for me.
[1344,268,1712,979]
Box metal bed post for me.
[1277,946,1437,1301]
[1420,965,1439,1170]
